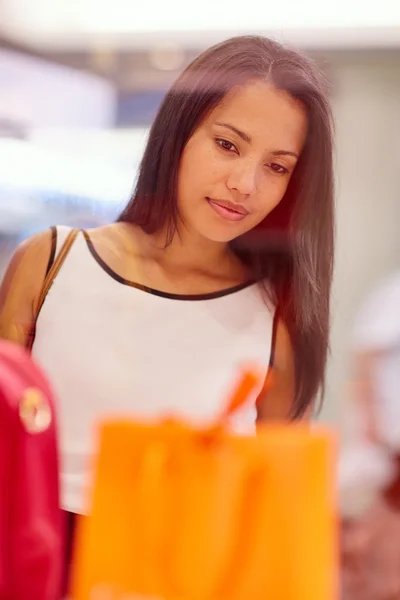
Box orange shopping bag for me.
[72,370,338,600]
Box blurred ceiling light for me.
[148,44,185,71]
[64,0,400,32]
[1,0,400,50]
[90,46,117,73]
[0,138,133,205]
[30,127,149,166]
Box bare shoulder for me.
[1,228,54,301]
[86,222,135,240]
[86,222,138,253]
[0,228,54,345]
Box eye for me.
[215,138,238,153]
[267,162,290,175]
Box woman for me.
[0,35,334,585]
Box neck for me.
[133,224,233,273]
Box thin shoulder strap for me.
[26,228,79,351]
[36,228,79,315]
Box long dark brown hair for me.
[119,35,335,419]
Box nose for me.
[226,158,258,197]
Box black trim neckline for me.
[82,230,256,301]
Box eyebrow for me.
[213,121,299,159]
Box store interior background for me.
[0,1,399,424]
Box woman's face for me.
[178,81,308,243]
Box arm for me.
[351,275,400,442]
[0,230,53,347]
[257,319,313,424]
[353,350,382,442]
[351,276,400,509]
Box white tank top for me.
[32,226,277,514]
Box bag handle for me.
[218,366,274,422]
[26,228,79,351]
[221,369,262,419]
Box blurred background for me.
[0,0,399,423]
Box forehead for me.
[207,81,308,152]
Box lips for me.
[207,198,249,222]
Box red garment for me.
[0,341,63,600]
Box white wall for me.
[0,49,116,128]
[320,53,400,423]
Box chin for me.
[197,223,248,244]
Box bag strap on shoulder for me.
[27,228,79,351]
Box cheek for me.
[256,178,291,217]
[181,143,220,190]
